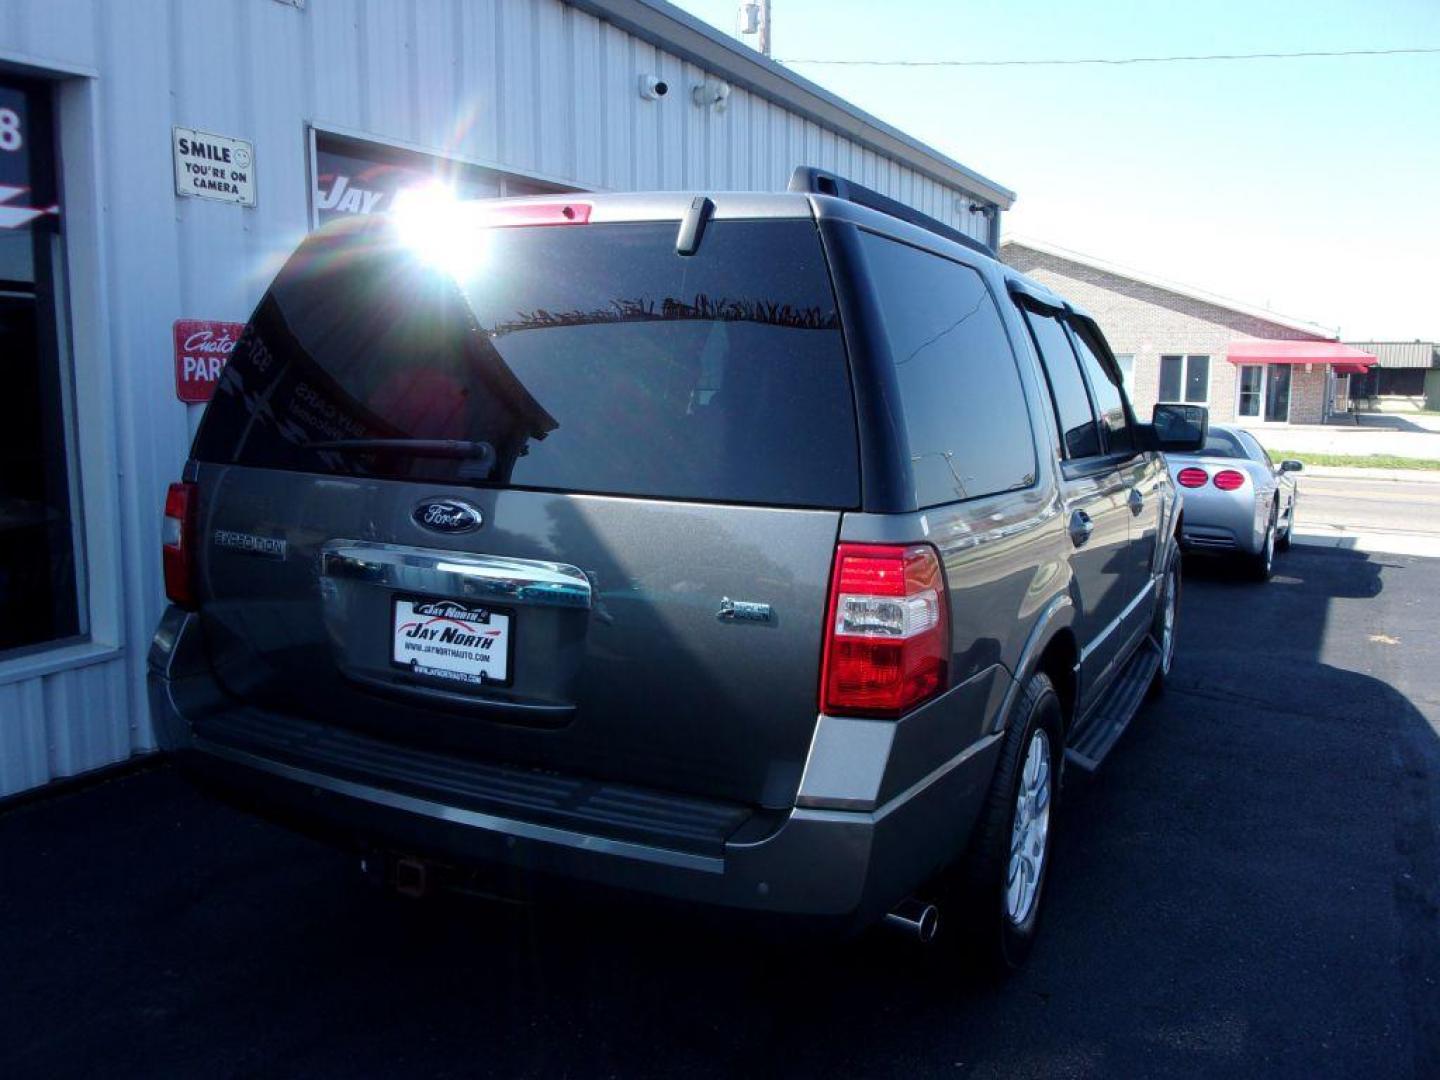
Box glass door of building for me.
[0,76,82,653]
[1236,363,1292,424]
[1264,363,1292,423]
[1237,364,1264,418]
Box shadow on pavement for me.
[1345,414,1440,435]
[0,549,1436,1079]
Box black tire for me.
[1148,553,1181,698]
[1243,507,1277,582]
[1276,494,1295,551]
[941,670,1064,973]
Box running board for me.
[1064,640,1161,773]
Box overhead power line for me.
[778,46,1440,68]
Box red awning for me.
[1226,340,1377,367]
[1332,363,1371,375]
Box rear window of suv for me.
[192,216,859,509]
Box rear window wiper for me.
[304,438,495,461]
[303,439,497,477]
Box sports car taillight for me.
[162,481,198,609]
[1213,469,1247,491]
[1177,467,1208,488]
[820,543,949,717]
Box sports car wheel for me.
[1277,494,1296,551]
[1245,507,1277,582]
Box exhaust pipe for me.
[884,898,939,944]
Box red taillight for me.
[820,543,949,718]
[162,482,198,609]
[1176,467,1208,488]
[1213,469,1246,491]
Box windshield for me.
[192,217,859,509]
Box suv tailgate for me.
[188,208,858,809]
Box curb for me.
[1297,466,1440,483]
[1291,530,1440,558]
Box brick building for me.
[1002,239,1375,427]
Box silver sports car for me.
[1166,424,1302,580]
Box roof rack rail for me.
[787,166,995,257]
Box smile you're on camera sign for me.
[172,126,255,207]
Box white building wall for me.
[0,0,1003,796]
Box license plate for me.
[391,598,511,688]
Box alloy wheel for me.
[1006,729,1052,925]
[1160,568,1178,675]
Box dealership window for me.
[310,131,572,229]
[1159,354,1209,404]
[0,76,84,653]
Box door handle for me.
[1128,487,1144,515]
[1068,509,1094,548]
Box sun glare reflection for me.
[391,183,491,282]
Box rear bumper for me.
[1177,488,1266,555]
[148,609,1002,931]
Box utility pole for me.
[740,1,772,57]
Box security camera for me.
[639,74,669,100]
[692,79,731,109]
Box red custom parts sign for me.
[173,319,244,403]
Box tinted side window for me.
[1022,308,1101,459]
[860,232,1037,506]
[1068,323,1134,455]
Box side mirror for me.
[1142,403,1209,453]
[1279,459,1304,473]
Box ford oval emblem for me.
[413,499,484,534]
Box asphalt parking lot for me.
[3,545,1437,1079]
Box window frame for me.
[0,69,129,681]
[1062,315,1141,462]
[0,74,89,659]
[305,124,580,231]
[1159,353,1211,406]
[1015,298,1106,466]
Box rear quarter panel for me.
[823,252,1076,802]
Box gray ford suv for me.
[149,169,1206,968]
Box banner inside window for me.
[311,132,570,229]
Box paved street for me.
[2,547,1437,1079]
[1293,473,1440,556]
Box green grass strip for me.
[1265,450,1440,471]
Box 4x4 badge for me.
[413,499,484,534]
[717,597,773,623]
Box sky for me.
[670,0,1440,340]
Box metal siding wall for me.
[0,0,1000,796]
